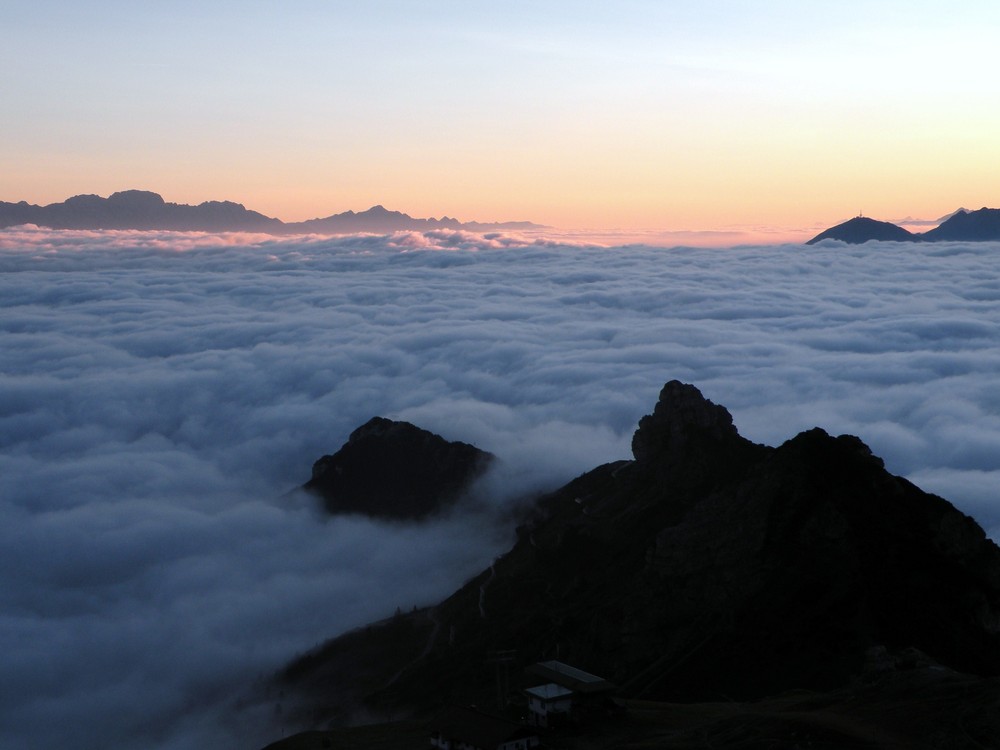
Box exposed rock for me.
[630,380,738,462]
[627,380,768,513]
[278,381,1000,727]
[302,417,494,520]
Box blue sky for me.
[5,2,1000,231]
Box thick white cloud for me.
[3,226,1000,748]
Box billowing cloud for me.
[3,227,1000,748]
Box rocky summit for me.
[805,216,914,244]
[302,417,494,520]
[276,381,1000,742]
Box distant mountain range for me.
[0,190,545,234]
[808,207,1000,244]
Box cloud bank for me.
[3,227,1000,748]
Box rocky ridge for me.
[0,190,544,234]
[302,417,494,520]
[276,381,1000,734]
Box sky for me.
[4,229,1000,748]
[4,1,1000,235]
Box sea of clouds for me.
[3,225,1000,749]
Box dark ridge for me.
[277,380,1000,731]
[302,417,494,521]
[921,207,1000,241]
[0,191,546,233]
[806,216,915,245]
[807,207,1000,244]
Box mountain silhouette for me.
[806,216,914,244]
[274,381,1000,741]
[292,205,456,233]
[302,417,494,520]
[921,207,1000,241]
[808,207,1000,244]
[0,191,545,234]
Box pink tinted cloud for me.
[0,225,594,256]
[0,225,280,252]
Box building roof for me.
[525,683,573,701]
[526,660,615,694]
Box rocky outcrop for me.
[631,380,739,461]
[0,190,283,232]
[302,417,494,520]
[279,381,1000,724]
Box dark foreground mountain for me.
[808,207,1000,244]
[269,381,1000,748]
[264,669,1000,750]
[302,417,494,520]
[0,190,545,234]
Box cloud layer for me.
[3,227,1000,748]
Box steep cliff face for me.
[625,422,1000,697]
[302,417,494,520]
[280,382,1000,722]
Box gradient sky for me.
[4,1,1000,233]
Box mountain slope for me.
[808,207,1000,244]
[0,189,283,232]
[277,381,1000,726]
[921,207,1000,241]
[806,216,915,244]
[302,417,494,520]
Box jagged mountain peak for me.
[278,380,1000,730]
[923,206,1000,241]
[347,415,403,441]
[631,380,739,462]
